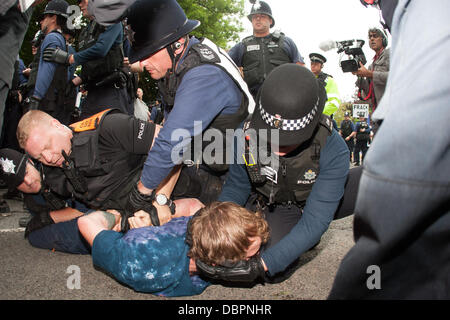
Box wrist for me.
[155,193,176,215]
[137,181,154,196]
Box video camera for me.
[319,39,367,73]
[337,39,367,73]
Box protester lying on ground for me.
[77,201,269,296]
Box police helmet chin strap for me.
[166,35,189,76]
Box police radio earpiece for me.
[173,42,182,49]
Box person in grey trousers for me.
[329,0,450,299]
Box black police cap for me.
[309,53,327,64]
[250,64,326,147]
[0,149,28,192]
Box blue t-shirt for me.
[219,129,349,275]
[92,216,209,297]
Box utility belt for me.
[356,131,370,141]
[251,193,306,212]
[85,70,128,91]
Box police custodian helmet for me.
[250,64,326,146]
[127,0,200,64]
[248,1,275,28]
[42,0,69,19]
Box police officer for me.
[339,111,356,161]
[192,64,349,283]
[18,109,157,216]
[309,52,341,117]
[353,114,371,166]
[22,30,45,100]
[0,148,88,245]
[24,0,76,126]
[121,0,254,219]
[43,0,134,120]
[228,0,305,98]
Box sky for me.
[237,0,386,101]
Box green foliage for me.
[335,101,354,126]
[179,0,245,49]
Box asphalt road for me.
[0,189,355,301]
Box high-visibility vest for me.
[322,75,341,116]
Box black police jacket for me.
[248,115,333,206]
[241,32,291,92]
[77,20,124,85]
[65,109,148,210]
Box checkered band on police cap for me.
[259,96,319,131]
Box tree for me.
[179,0,244,48]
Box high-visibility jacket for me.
[317,72,341,116]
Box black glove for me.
[43,47,71,65]
[120,184,159,232]
[23,96,40,112]
[23,198,55,238]
[195,255,266,283]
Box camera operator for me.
[353,27,390,130]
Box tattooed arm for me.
[78,210,121,246]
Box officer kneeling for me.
[194,64,350,283]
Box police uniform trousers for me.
[345,139,354,161]
[26,194,91,254]
[354,138,369,164]
[80,84,134,120]
[0,91,22,150]
[0,80,9,136]
[172,165,226,206]
[244,194,304,283]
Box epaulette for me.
[319,114,334,134]
[69,109,112,132]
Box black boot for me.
[0,199,10,213]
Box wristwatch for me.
[155,194,176,215]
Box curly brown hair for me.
[187,201,269,265]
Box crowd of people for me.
[0,0,449,300]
